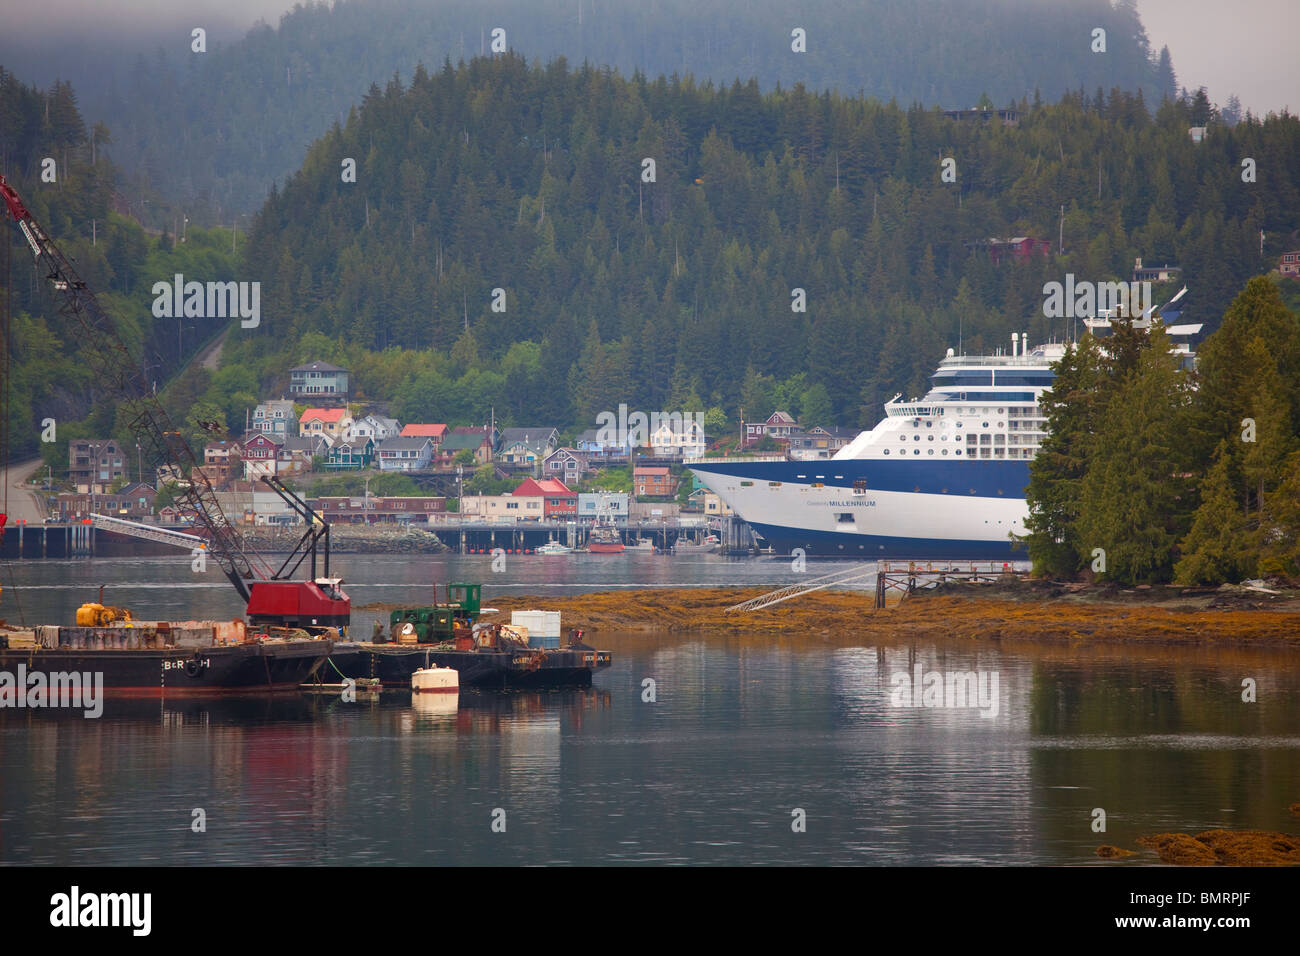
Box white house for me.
[375,436,434,472]
[650,418,706,458]
[344,414,401,444]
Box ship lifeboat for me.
[411,665,459,695]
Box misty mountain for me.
[5,0,1175,221]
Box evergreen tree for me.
[1022,336,1105,576]
[1173,442,1257,584]
[1076,328,1192,583]
[1259,451,1300,579]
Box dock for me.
[873,560,1029,608]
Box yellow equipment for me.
[76,603,133,627]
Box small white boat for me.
[535,541,572,555]
[411,664,459,695]
[626,538,656,552]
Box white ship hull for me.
[688,458,1029,558]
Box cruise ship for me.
[688,316,1197,559]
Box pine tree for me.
[1259,451,1300,579]
[1174,442,1257,584]
[1023,336,1106,576]
[1076,328,1192,583]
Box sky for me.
[1138,0,1297,115]
[5,0,1297,115]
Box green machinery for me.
[386,583,481,644]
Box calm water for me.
[1,554,1297,865]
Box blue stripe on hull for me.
[692,459,1031,499]
[748,522,1023,560]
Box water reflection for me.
[1,555,1297,866]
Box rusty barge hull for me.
[0,623,331,696]
[323,643,611,688]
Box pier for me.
[0,520,97,558]
[873,560,1028,608]
[1,516,759,558]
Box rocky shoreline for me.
[360,580,1300,646]
[238,523,449,554]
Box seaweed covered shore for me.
[362,580,1300,646]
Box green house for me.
[326,437,375,470]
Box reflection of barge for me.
[0,620,331,696]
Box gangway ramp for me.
[89,513,206,550]
[725,564,877,613]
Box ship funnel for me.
[1010,332,1018,358]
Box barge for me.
[326,582,612,688]
[0,620,332,697]
[323,642,610,689]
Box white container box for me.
[510,610,561,648]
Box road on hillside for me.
[1,457,48,524]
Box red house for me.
[966,236,1052,265]
[400,423,448,446]
[513,477,576,518]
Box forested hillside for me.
[0,68,241,462]
[226,53,1299,431]
[49,0,1175,221]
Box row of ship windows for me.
[882,447,1036,457]
[909,420,1044,431]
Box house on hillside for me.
[399,423,448,447]
[326,437,375,471]
[965,236,1052,265]
[343,414,400,444]
[280,435,331,474]
[1279,250,1300,278]
[1133,257,1182,283]
[574,428,630,461]
[199,439,243,485]
[634,466,675,498]
[299,407,353,441]
[436,430,494,468]
[650,418,706,459]
[788,425,855,460]
[376,436,434,472]
[542,447,589,484]
[289,361,349,402]
[251,399,297,438]
[68,439,128,493]
[241,433,284,479]
[744,411,796,446]
[498,427,560,470]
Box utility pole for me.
[1059,205,1065,255]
